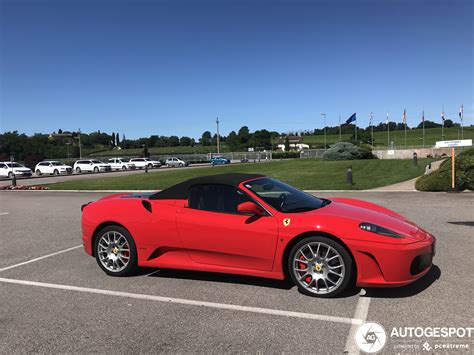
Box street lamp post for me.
[320,113,326,150]
[216,117,220,154]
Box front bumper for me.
[350,234,436,287]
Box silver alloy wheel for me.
[292,242,345,295]
[97,231,131,272]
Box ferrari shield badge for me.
[283,218,291,227]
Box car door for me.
[176,184,278,271]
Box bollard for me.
[145,165,148,173]
[347,166,353,185]
[12,174,17,187]
[413,152,418,167]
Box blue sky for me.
[1,0,472,139]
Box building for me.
[276,136,310,151]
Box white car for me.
[165,157,189,167]
[107,158,136,171]
[129,158,161,169]
[0,161,33,178]
[35,161,72,176]
[73,159,112,173]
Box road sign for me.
[435,139,472,148]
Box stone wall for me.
[373,147,454,159]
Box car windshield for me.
[6,163,23,168]
[244,178,329,213]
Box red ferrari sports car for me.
[81,173,436,297]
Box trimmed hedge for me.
[322,142,375,161]
[416,148,474,191]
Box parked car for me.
[107,158,136,171]
[129,158,161,169]
[211,156,231,165]
[73,160,112,173]
[35,161,73,176]
[0,162,33,178]
[165,157,189,167]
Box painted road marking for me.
[343,289,371,354]
[0,245,82,273]
[0,277,363,326]
[0,212,9,216]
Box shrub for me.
[416,148,474,191]
[272,151,301,159]
[322,142,375,161]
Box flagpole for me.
[441,105,444,141]
[370,112,374,147]
[404,109,407,149]
[355,118,357,143]
[460,105,464,139]
[422,108,425,148]
[387,113,390,148]
[338,114,341,141]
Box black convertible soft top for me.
[149,173,265,200]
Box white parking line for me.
[0,277,363,326]
[344,289,371,354]
[0,245,82,273]
[0,212,9,216]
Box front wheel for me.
[53,169,59,175]
[94,225,138,277]
[288,236,353,298]
[8,172,14,179]
[94,167,99,173]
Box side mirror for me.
[237,202,264,216]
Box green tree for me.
[200,131,212,146]
[179,136,192,146]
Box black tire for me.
[147,163,153,169]
[94,225,138,277]
[53,169,59,176]
[36,169,42,176]
[94,167,99,173]
[76,167,81,173]
[288,236,353,298]
[8,172,14,179]
[122,165,127,170]
[179,163,184,167]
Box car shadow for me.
[146,268,295,290]
[364,264,441,298]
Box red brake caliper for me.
[299,255,312,283]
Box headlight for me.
[359,222,403,238]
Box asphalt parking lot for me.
[0,191,472,353]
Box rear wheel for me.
[36,169,42,176]
[288,236,353,298]
[94,225,137,277]
[94,167,99,173]
[76,167,81,173]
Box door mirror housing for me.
[237,202,264,216]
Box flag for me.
[345,113,356,124]
[386,113,389,124]
[422,110,425,123]
[369,112,373,126]
[459,105,464,120]
[441,109,445,122]
[402,109,406,124]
